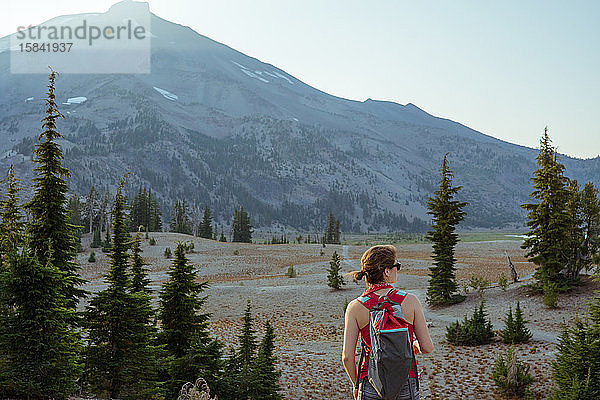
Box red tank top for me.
[357,285,417,380]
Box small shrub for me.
[446,301,494,346]
[469,275,490,298]
[286,266,297,278]
[343,298,349,314]
[543,281,559,308]
[319,249,324,257]
[327,251,345,290]
[88,251,96,263]
[149,237,156,246]
[181,241,195,253]
[498,273,508,291]
[492,347,533,398]
[164,247,172,259]
[501,300,532,344]
[233,249,239,256]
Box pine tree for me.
[85,178,160,399]
[250,321,283,400]
[24,69,86,310]
[551,318,600,399]
[0,71,83,398]
[91,227,102,248]
[0,244,83,398]
[550,272,600,399]
[127,235,163,400]
[1,164,83,398]
[220,230,227,242]
[327,251,346,290]
[493,348,534,398]
[170,200,193,235]
[232,207,253,243]
[226,300,258,400]
[577,183,600,275]
[323,212,341,244]
[0,165,24,264]
[67,195,84,252]
[522,128,572,289]
[131,233,151,294]
[198,205,214,239]
[426,153,467,306]
[446,301,494,346]
[130,186,162,232]
[103,223,112,251]
[500,300,532,344]
[85,186,97,234]
[158,242,222,399]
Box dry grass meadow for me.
[77,232,598,399]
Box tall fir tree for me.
[0,162,81,397]
[327,251,346,290]
[580,183,600,273]
[130,233,151,294]
[158,242,222,399]
[232,207,252,243]
[0,165,24,264]
[225,300,259,400]
[85,178,160,399]
[0,243,83,398]
[250,320,283,400]
[24,69,86,310]
[91,227,102,248]
[169,199,193,235]
[198,205,214,239]
[425,153,467,306]
[521,128,573,289]
[0,71,84,398]
[130,186,162,232]
[85,186,97,234]
[323,212,341,244]
[67,194,84,252]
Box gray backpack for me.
[355,289,418,400]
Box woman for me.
[342,245,433,400]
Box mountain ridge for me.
[0,1,598,232]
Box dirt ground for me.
[77,233,599,400]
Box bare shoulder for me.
[402,293,423,309]
[347,298,363,311]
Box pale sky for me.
[2,0,599,159]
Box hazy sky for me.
[3,0,599,159]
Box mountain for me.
[1,1,599,232]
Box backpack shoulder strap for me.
[388,289,408,304]
[357,292,379,310]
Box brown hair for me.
[350,245,397,285]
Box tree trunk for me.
[506,251,518,283]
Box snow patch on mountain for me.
[272,71,293,84]
[153,86,178,101]
[25,97,34,102]
[240,69,269,83]
[232,61,270,83]
[231,61,248,70]
[63,97,87,105]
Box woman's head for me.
[351,244,399,285]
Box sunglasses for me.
[390,262,401,269]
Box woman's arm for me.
[342,300,360,387]
[409,294,434,354]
